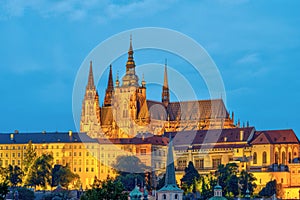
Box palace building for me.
[1,38,300,199]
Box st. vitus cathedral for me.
[80,38,236,138]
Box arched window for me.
[175,194,178,199]
[282,151,286,164]
[163,194,166,199]
[262,151,267,164]
[275,152,279,164]
[253,152,257,164]
[288,152,292,163]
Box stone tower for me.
[80,61,101,138]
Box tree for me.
[181,161,200,187]
[156,173,166,190]
[23,140,37,185]
[8,165,24,187]
[238,170,257,197]
[113,155,150,190]
[0,181,9,200]
[259,180,277,197]
[0,167,8,183]
[216,163,239,198]
[80,176,128,200]
[51,164,79,189]
[26,153,53,189]
[113,155,149,174]
[199,175,216,200]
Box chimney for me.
[10,133,14,141]
[240,130,244,141]
[69,130,73,137]
[14,130,19,134]
[224,137,227,142]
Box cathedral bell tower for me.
[112,36,149,137]
[80,61,101,138]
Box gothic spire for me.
[126,34,136,72]
[165,134,176,186]
[104,65,114,106]
[87,61,95,89]
[162,60,170,107]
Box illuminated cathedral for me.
[80,38,236,139]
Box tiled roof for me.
[251,129,299,145]
[0,132,97,144]
[165,127,255,147]
[100,106,113,125]
[97,134,169,146]
[147,99,229,121]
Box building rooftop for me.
[251,129,299,145]
[0,132,97,144]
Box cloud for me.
[0,0,177,21]
[236,53,260,64]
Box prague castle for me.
[1,38,300,199]
[80,37,235,139]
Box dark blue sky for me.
[0,0,299,136]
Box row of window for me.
[253,151,297,164]
[54,159,96,166]
[73,167,94,173]
[0,152,22,158]
[0,145,96,150]
[0,160,21,166]
[55,151,95,157]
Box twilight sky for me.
[0,0,299,136]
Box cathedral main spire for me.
[122,35,139,87]
[104,65,114,106]
[126,34,136,72]
[87,61,95,90]
[162,60,170,107]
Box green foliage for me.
[156,173,165,190]
[115,173,144,191]
[23,140,37,173]
[0,181,9,200]
[259,180,277,197]
[8,165,24,187]
[113,155,150,174]
[16,187,35,200]
[0,167,8,183]
[113,155,151,190]
[199,175,216,200]
[51,164,79,189]
[81,176,128,200]
[238,170,257,197]
[23,140,37,185]
[216,163,239,198]
[26,153,53,189]
[181,161,200,187]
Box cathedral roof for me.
[0,132,97,144]
[251,129,299,145]
[100,106,113,125]
[147,99,229,121]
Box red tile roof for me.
[165,127,255,146]
[97,135,169,146]
[251,129,299,145]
